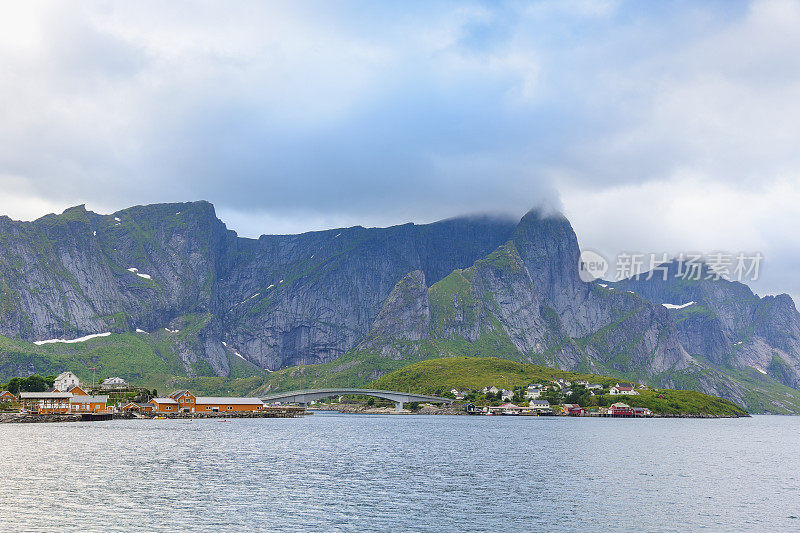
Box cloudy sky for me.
[1,0,800,298]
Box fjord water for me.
[1,414,798,532]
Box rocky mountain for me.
[0,201,515,376]
[1,201,800,412]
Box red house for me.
[609,402,635,416]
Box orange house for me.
[68,385,89,396]
[0,390,15,402]
[150,390,265,413]
[20,392,72,413]
[69,395,109,413]
[150,397,179,412]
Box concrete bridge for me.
[261,388,453,412]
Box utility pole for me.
[89,366,97,389]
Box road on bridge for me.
[261,388,453,412]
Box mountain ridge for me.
[1,201,800,412]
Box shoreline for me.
[0,406,305,424]
[307,403,749,418]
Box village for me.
[1,371,655,420]
[452,379,654,417]
[0,371,302,420]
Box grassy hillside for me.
[370,357,748,417]
[0,315,267,395]
[371,356,616,392]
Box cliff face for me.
[0,202,516,373]
[614,263,800,390]
[2,201,800,411]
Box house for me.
[568,406,587,416]
[585,383,603,390]
[150,397,180,412]
[609,402,634,416]
[68,385,89,396]
[450,389,466,400]
[633,407,653,417]
[555,379,571,388]
[482,386,500,395]
[70,395,109,413]
[524,389,542,399]
[562,403,580,414]
[53,371,80,392]
[609,383,639,396]
[462,403,480,414]
[20,392,73,413]
[529,400,551,411]
[194,396,266,413]
[0,390,15,402]
[501,389,514,401]
[151,390,265,413]
[101,377,128,390]
[121,402,153,412]
[488,402,523,415]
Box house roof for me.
[168,390,193,399]
[529,400,550,406]
[151,397,179,404]
[102,377,127,384]
[70,395,109,404]
[20,392,73,399]
[194,397,264,405]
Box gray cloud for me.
[1,0,800,299]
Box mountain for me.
[1,201,800,412]
[256,211,800,413]
[0,201,515,378]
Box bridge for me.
[261,388,453,412]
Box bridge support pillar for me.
[395,401,404,412]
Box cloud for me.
[1,0,800,299]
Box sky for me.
[1,0,800,299]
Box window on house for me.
[227,406,233,410]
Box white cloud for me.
[1,0,800,299]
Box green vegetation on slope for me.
[369,357,748,417]
[0,318,267,396]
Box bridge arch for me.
[261,388,452,412]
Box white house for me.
[524,389,542,399]
[501,389,514,401]
[101,377,128,390]
[529,399,551,411]
[449,389,466,400]
[53,372,80,392]
[585,383,603,390]
[483,386,500,395]
[609,383,639,395]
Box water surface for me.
[1,414,798,531]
